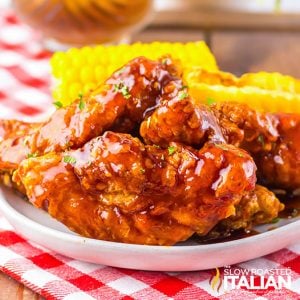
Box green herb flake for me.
[168,146,176,155]
[271,217,280,224]
[206,97,215,106]
[161,58,169,65]
[53,101,63,109]
[27,153,38,159]
[178,91,188,100]
[78,93,85,110]
[63,155,77,164]
[140,168,146,174]
[257,134,265,148]
[114,82,131,99]
[238,153,245,158]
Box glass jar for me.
[13,0,153,49]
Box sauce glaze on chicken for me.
[0,57,291,245]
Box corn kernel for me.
[189,69,300,113]
[51,41,218,105]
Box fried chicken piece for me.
[0,57,181,184]
[218,185,284,230]
[139,95,285,228]
[14,132,256,245]
[212,102,300,190]
[198,185,284,242]
[254,113,300,190]
[0,120,40,190]
[30,57,181,155]
[141,89,300,191]
[140,87,225,148]
[0,57,180,165]
[211,102,279,150]
[0,120,35,169]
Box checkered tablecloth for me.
[0,8,300,300]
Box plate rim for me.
[1,187,300,254]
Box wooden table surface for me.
[1,23,300,300]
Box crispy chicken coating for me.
[138,94,285,229]
[141,90,300,191]
[14,132,256,245]
[0,120,41,190]
[0,57,182,179]
[211,102,279,151]
[0,58,288,244]
[255,113,300,190]
[0,120,38,170]
[31,57,181,155]
[219,185,284,230]
[140,91,225,147]
[212,103,300,190]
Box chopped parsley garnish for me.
[53,101,63,108]
[113,82,131,99]
[63,155,76,164]
[78,93,85,110]
[161,58,169,65]
[182,85,188,90]
[27,153,38,159]
[206,97,216,106]
[257,134,265,148]
[178,91,188,100]
[271,217,280,224]
[168,146,176,155]
[140,168,146,174]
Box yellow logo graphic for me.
[209,268,223,292]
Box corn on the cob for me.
[51,41,218,105]
[187,68,300,113]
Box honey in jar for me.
[13,0,153,49]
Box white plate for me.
[0,186,300,271]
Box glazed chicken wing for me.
[218,184,284,231]
[138,89,285,228]
[198,184,284,242]
[0,119,40,170]
[0,119,41,191]
[213,102,300,190]
[0,57,182,181]
[0,57,288,244]
[30,57,182,155]
[140,90,224,147]
[140,79,300,191]
[14,132,256,245]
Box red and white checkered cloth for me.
[0,8,300,300]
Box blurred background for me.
[1,0,300,76]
